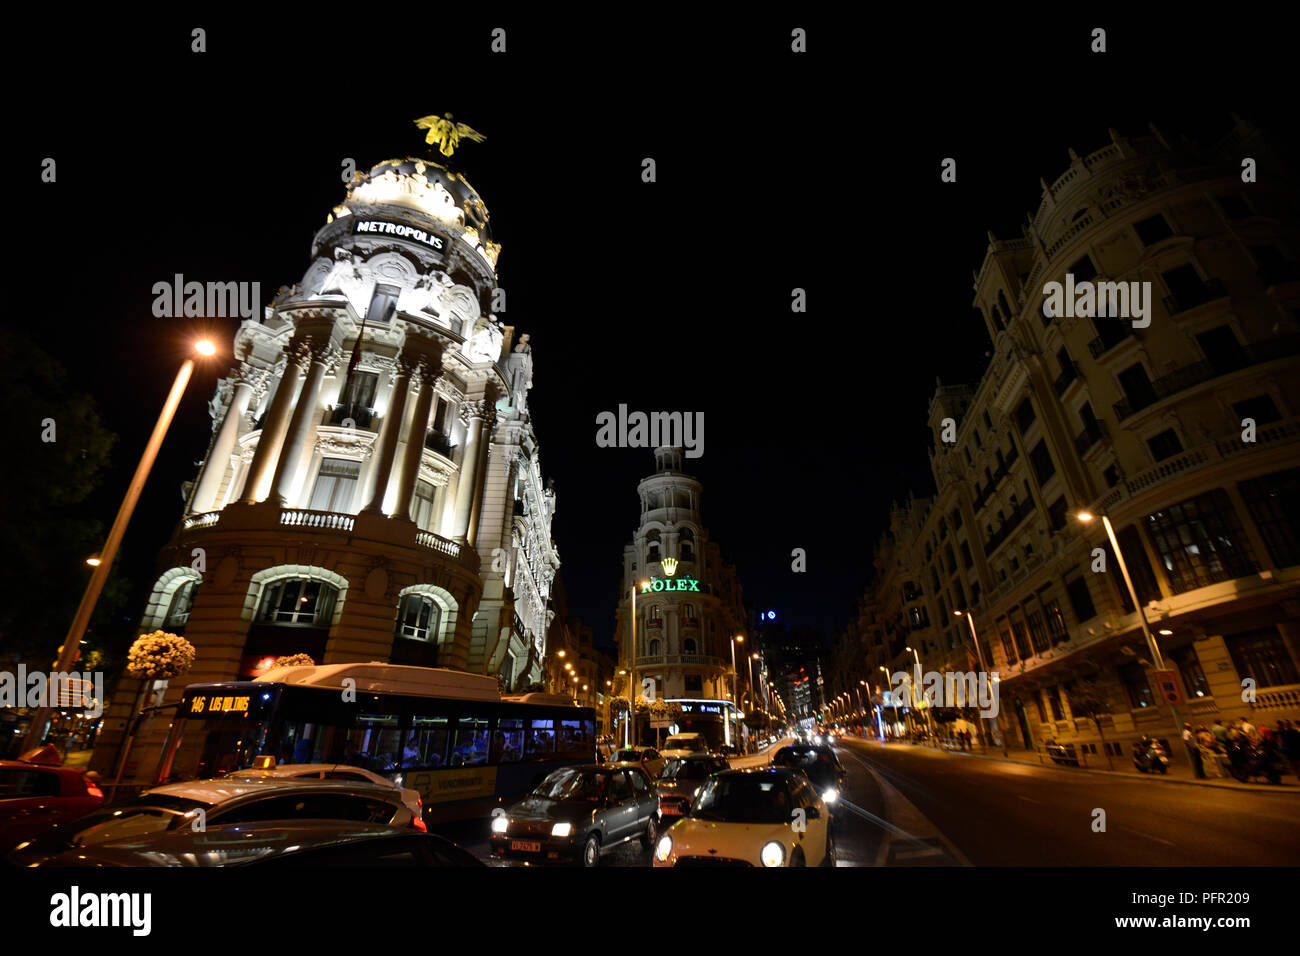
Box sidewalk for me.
[852,736,1299,794]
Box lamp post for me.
[22,340,215,753]
[954,610,1007,756]
[879,666,892,741]
[1076,510,1185,744]
[904,646,936,745]
[729,635,743,748]
[854,684,865,736]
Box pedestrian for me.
[1278,719,1300,782]
[1240,715,1260,745]
[1183,722,1205,779]
[1211,718,1229,746]
[1197,725,1228,778]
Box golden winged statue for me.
[413,112,487,158]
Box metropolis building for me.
[613,447,747,748]
[94,156,561,780]
[832,117,1300,760]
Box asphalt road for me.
[431,737,1300,866]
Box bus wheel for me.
[582,833,601,867]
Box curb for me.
[846,738,1299,795]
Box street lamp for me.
[22,338,216,752]
[954,609,1007,756]
[904,646,937,745]
[729,635,744,747]
[627,580,649,747]
[1076,510,1185,738]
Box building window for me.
[1043,596,1068,645]
[960,541,973,569]
[1161,263,1213,313]
[1170,645,1210,699]
[164,579,199,628]
[1225,626,1300,688]
[1030,440,1056,484]
[683,639,697,654]
[1015,397,1036,433]
[648,639,661,657]
[1118,661,1154,709]
[1250,244,1300,286]
[680,529,695,561]
[1147,428,1184,463]
[396,593,441,642]
[1071,254,1098,284]
[684,675,702,693]
[331,370,378,428]
[1144,489,1260,593]
[1033,692,1049,725]
[1046,685,1066,720]
[983,410,993,430]
[309,458,361,513]
[1238,467,1300,568]
[646,531,660,562]
[412,479,437,531]
[1009,616,1032,660]
[1103,465,1120,488]
[1048,496,1068,532]
[1026,608,1050,654]
[998,624,1017,665]
[258,579,339,626]
[1066,577,1097,623]
[1232,394,1283,426]
[1100,525,1162,610]
[366,283,401,325]
[1215,194,1252,220]
[1133,214,1174,246]
[997,290,1015,325]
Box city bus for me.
[153,662,596,823]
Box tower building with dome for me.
[613,447,748,748]
[93,153,561,782]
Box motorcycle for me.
[1226,740,1284,784]
[1132,736,1169,774]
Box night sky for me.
[14,15,1297,654]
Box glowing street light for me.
[23,338,217,751]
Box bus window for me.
[526,719,555,758]
[558,720,588,756]
[450,717,489,767]
[343,715,400,772]
[406,716,450,768]
[493,718,524,763]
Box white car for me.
[227,764,423,821]
[660,733,709,760]
[653,767,834,867]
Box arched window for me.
[645,530,660,562]
[258,578,339,626]
[164,579,199,628]
[683,638,697,654]
[680,529,694,561]
[649,639,661,657]
[396,593,442,642]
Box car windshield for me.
[531,769,609,802]
[58,795,207,847]
[776,748,836,768]
[690,776,793,824]
[662,758,723,780]
[612,750,642,762]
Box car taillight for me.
[85,782,104,799]
[412,815,427,832]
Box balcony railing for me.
[1114,333,1299,422]
[281,509,354,531]
[647,618,663,629]
[1087,322,1135,359]
[982,497,1036,557]
[183,511,221,530]
[415,531,461,558]
[424,431,454,457]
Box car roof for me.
[34,821,477,867]
[143,777,404,805]
[0,760,81,775]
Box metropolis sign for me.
[641,577,700,592]
[354,219,445,250]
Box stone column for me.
[239,348,308,504]
[451,398,492,541]
[190,367,264,514]
[467,433,494,545]
[361,359,413,515]
[393,360,439,521]
[270,339,338,506]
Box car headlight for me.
[822,788,838,804]
[491,816,509,834]
[551,822,573,838]
[693,787,701,798]
[655,834,674,862]
[760,841,786,867]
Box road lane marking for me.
[1118,825,1175,847]
[840,748,971,866]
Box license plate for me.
[511,840,541,852]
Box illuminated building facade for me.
[613,447,746,747]
[839,117,1300,760]
[94,156,561,781]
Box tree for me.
[1067,676,1115,770]
[0,331,124,663]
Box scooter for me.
[1132,736,1169,773]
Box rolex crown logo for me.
[661,558,678,576]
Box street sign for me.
[1152,669,1183,705]
[650,716,672,728]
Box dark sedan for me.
[655,755,730,823]
[10,821,487,867]
[771,744,848,820]
[490,763,660,867]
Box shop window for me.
[1144,489,1260,593]
[1224,627,1300,688]
[1118,662,1154,709]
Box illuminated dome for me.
[329,158,499,269]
